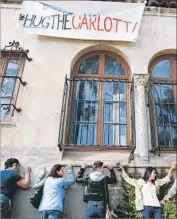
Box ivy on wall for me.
[112,167,176,219]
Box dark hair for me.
[143,167,158,182]
[5,158,20,169]
[93,161,103,171]
[48,164,63,178]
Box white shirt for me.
[141,182,161,207]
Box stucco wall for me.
[0,3,176,218]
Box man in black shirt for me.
[76,161,117,219]
[0,158,31,218]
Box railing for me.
[148,79,177,155]
[58,76,134,151]
[0,41,32,117]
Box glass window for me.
[152,59,172,78]
[150,55,177,148]
[71,52,130,147]
[79,55,99,74]
[0,58,24,121]
[105,55,125,75]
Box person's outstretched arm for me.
[106,165,117,184]
[33,167,48,188]
[120,165,137,187]
[62,165,75,187]
[76,163,88,184]
[17,167,31,189]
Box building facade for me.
[0,0,176,218]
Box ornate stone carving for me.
[134,74,149,87]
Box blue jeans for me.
[142,206,162,219]
[0,194,10,218]
[86,201,106,219]
[39,210,64,219]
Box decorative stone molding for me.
[134,74,149,87]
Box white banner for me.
[19,1,145,42]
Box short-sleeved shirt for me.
[0,170,22,199]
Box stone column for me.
[134,74,149,164]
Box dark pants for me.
[142,206,162,219]
[39,210,64,219]
[86,201,106,219]
[0,194,10,218]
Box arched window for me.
[68,51,131,147]
[149,55,177,148]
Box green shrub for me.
[113,168,176,219]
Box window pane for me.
[168,105,177,125]
[171,126,177,147]
[105,82,113,101]
[153,85,161,103]
[104,103,113,123]
[0,98,11,119]
[159,104,177,126]
[103,81,127,146]
[74,102,98,122]
[1,78,16,97]
[103,126,113,145]
[72,123,97,145]
[105,82,126,101]
[160,85,174,103]
[76,81,98,100]
[153,85,174,103]
[157,126,169,146]
[105,55,125,75]
[120,125,127,145]
[4,59,20,76]
[157,126,177,147]
[120,103,126,123]
[79,55,99,74]
[155,104,163,125]
[72,80,98,145]
[152,59,172,78]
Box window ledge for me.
[153,148,177,154]
[62,146,131,152]
[0,121,16,127]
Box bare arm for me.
[17,167,31,189]
[62,165,75,187]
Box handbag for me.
[104,178,112,219]
[30,181,45,209]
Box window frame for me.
[149,54,177,151]
[0,53,26,122]
[68,51,132,148]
